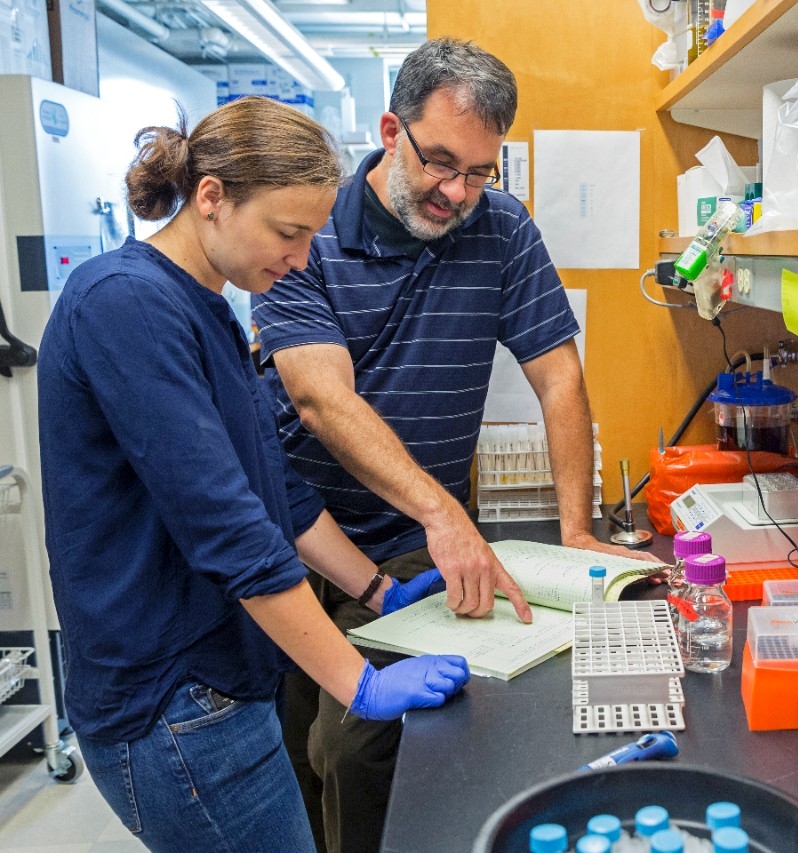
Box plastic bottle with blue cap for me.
[576,834,612,853]
[650,828,684,853]
[590,565,606,604]
[529,822,568,853]
[586,813,631,850]
[705,802,740,832]
[712,826,748,853]
[634,805,671,845]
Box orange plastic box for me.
[741,644,798,730]
[725,566,798,602]
[741,606,798,730]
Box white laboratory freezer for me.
[0,75,129,631]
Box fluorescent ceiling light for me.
[197,0,346,91]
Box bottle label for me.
[674,242,708,280]
[668,592,699,622]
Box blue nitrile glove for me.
[381,568,447,615]
[348,655,470,721]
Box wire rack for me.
[571,601,685,733]
[0,647,34,705]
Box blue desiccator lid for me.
[708,371,795,406]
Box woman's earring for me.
[207,212,215,221]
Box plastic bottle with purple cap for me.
[667,531,713,629]
[677,554,733,673]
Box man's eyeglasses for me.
[398,117,500,189]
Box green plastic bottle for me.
[674,200,744,282]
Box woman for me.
[37,96,469,853]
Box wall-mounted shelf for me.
[655,0,798,138]
[658,234,798,314]
[660,231,798,257]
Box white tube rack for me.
[571,601,686,734]
[476,423,603,522]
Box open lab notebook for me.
[348,540,665,680]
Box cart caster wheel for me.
[49,744,84,784]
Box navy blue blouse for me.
[38,238,323,741]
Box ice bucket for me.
[472,764,798,853]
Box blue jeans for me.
[77,680,315,853]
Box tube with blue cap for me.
[578,731,679,772]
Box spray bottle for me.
[674,200,744,284]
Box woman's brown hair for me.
[126,96,342,222]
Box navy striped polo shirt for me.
[253,149,579,563]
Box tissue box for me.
[677,167,723,236]
[677,165,758,236]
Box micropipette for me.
[578,731,679,772]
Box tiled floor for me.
[0,740,145,853]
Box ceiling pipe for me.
[197,0,345,90]
[96,0,170,42]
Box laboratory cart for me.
[0,465,83,782]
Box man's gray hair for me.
[389,37,517,135]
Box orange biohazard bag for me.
[644,444,798,535]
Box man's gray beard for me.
[386,143,476,241]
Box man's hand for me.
[564,532,670,583]
[425,505,533,623]
[565,531,664,563]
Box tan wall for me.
[428,0,797,504]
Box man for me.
[253,38,653,853]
